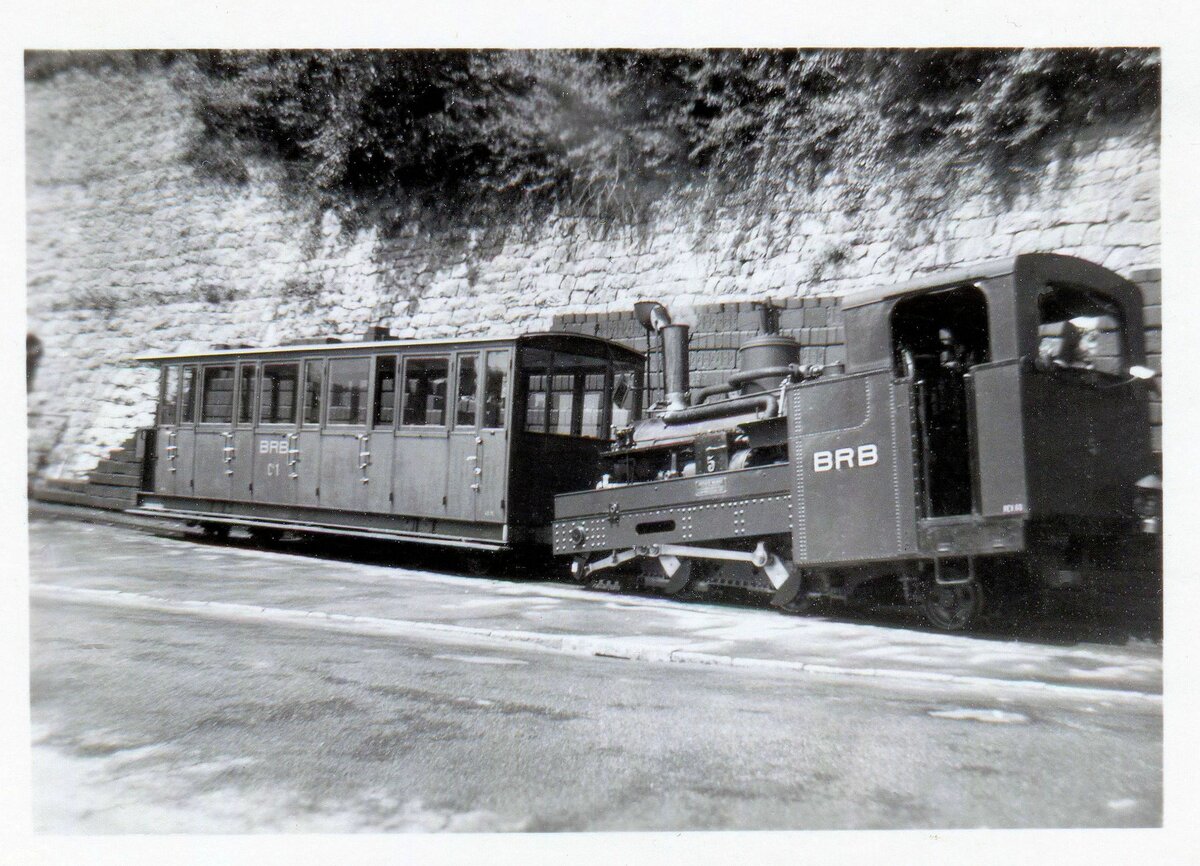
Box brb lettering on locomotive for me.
[812,444,879,472]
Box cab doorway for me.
[892,286,990,518]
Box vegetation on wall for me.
[29,48,1160,232]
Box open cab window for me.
[1036,284,1127,378]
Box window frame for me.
[371,353,399,431]
[158,365,180,426]
[236,361,258,427]
[1035,282,1129,381]
[325,355,372,428]
[257,361,301,427]
[453,352,481,431]
[399,354,452,430]
[301,357,327,429]
[481,348,512,430]
[519,348,614,440]
[198,363,238,426]
[179,365,198,425]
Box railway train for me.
[130,254,1161,630]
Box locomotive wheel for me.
[771,567,809,613]
[640,557,693,596]
[923,580,984,630]
[658,558,693,596]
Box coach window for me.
[548,373,576,435]
[180,365,198,424]
[580,372,607,437]
[1036,284,1126,377]
[238,363,257,425]
[522,349,613,438]
[259,363,299,425]
[455,355,479,427]
[372,356,397,428]
[200,365,236,424]
[401,357,449,426]
[303,359,325,426]
[482,350,510,428]
[159,366,180,425]
[327,358,370,425]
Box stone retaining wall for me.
[26,63,1161,478]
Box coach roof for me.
[135,330,643,364]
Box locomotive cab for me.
[823,253,1159,623]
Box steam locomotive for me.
[132,253,1160,631]
[552,254,1162,629]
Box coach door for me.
[153,365,191,497]
[395,354,451,518]
[253,361,300,506]
[223,362,258,502]
[189,359,255,503]
[162,365,198,498]
[293,358,324,508]
[475,349,511,523]
[445,349,512,525]
[193,363,241,501]
[448,352,483,522]
[365,354,397,514]
[319,356,371,513]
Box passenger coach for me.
[132,332,644,551]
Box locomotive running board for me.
[125,507,509,551]
[574,541,791,589]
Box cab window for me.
[1036,284,1126,377]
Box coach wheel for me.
[249,527,284,545]
[923,580,984,631]
[199,522,230,541]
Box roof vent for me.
[365,325,392,342]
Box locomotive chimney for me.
[634,301,690,411]
[661,324,691,411]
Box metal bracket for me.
[933,556,976,586]
[577,540,790,589]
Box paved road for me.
[29,516,1162,831]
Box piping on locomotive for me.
[552,254,1162,630]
